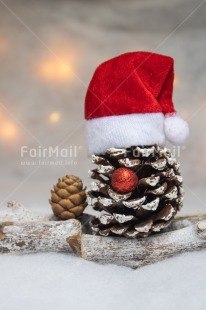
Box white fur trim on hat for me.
[164,113,189,145]
[86,113,166,155]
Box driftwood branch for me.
[0,220,81,254]
[70,219,206,269]
[0,201,82,254]
[1,201,206,268]
[78,215,206,269]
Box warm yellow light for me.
[49,112,61,123]
[180,111,189,119]
[0,37,8,54]
[1,122,17,139]
[39,59,72,81]
[174,77,180,88]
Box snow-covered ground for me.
[0,0,206,309]
[1,250,206,310]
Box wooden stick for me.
[173,213,206,224]
[1,201,206,269]
[0,220,81,254]
[69,221,206,269]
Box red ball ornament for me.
[111,168,138,194]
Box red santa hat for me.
[85,52,189,155]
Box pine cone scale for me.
[51,192,61,203]
[57,189,69,199]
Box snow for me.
[0,251,206,310]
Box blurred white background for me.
[0,1,206,309]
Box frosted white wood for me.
[1,201,206,269]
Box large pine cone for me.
[88,145,184,238]
[49,175,87,220]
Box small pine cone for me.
[88,145,184,238]
[49,175,87,220]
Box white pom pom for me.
[164,114,189,145]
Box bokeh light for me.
[180,110,190,120]
[174,76,180,88]
[0,108,18,143]
[49,112,61,123]
[0,121,17,140]
[38,58,73,81]
[0,36,8,55]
